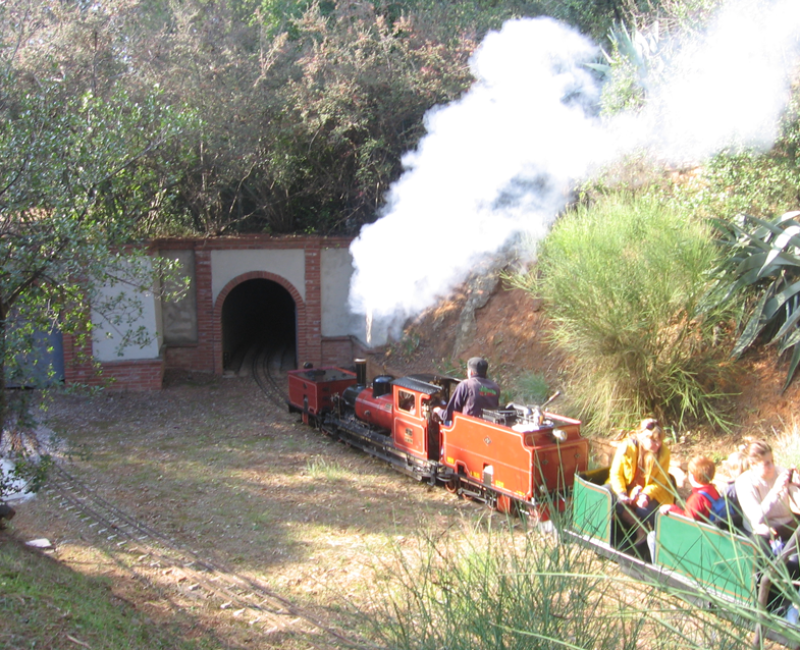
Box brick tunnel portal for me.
[221,279,297,373]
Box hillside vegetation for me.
[3,0,800,434]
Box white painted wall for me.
[321,247,365,339]
[92,258,161,362]
[210,249,305,303]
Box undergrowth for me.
[353,514,798,650]
[509,193,737,433]
[0,537,214,650]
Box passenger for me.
[660,455,720,521]
[723,449,749,480]
[607,418,675,544]
[734,440,800,543]
[433,357,500,424]
[713,448,749,529]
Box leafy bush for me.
[705,211,800,391]
[514,193,735,432]
[663,86,800,222]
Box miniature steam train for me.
[287,360,589,519]
[286,361,799,644]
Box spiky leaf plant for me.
[706,211,800,391]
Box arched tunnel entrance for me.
[221,279,297,374]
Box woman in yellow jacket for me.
[608,418,675,543]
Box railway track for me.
[251,343,292,410]
[42,438,362,648]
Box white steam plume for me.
[622,0,800,161]
[349,1,800,343]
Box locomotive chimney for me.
[355,358,367,386]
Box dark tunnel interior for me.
[221,279,297,372]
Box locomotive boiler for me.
[287,359,589,519]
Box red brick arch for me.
[213,271,306,374]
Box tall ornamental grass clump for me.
[526,194,735,432]
[354,518,766,650]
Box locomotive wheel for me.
[445,477,459,494]
[495,494,513,514]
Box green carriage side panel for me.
[572,471,612,544]
[654,513,758,604]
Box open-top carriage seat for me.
[655,512,759,603]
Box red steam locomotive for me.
[287,359,589,519]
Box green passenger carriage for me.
[569,469,799,649]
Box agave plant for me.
[707,210,800,390]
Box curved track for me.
[41,375,363,648]
[251,343,292,410]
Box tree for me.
[0,63,195,440]
[253,2,477,234]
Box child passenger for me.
[660,455,720,521]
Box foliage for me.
[772,424,800,471]
[355,517,786,650]
[588,22,659,115]
[0,47,196,437]
[587,0,728,118]
[0,537,214,650]
[705,211,800,391]
[6,0,690,238]
[507,370,550,405]
[535,0,660,42]
[663,88,800,223]
[510,193,736,432]
[246,3,479,234]
[0,453,52,503]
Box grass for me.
[510,192,737,433]
[0,537,215,650]
[8,379,800,650]
[773,423,800,470]
[354,516,799,650]
[305,455,348,480]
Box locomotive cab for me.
[390,376,451,461]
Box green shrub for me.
[507,371,551,406]
[662,87,800,222]
[518,193,735,432]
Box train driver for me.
[433,357,500,424]
[607,418,675,545]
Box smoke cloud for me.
[348,0,800,344]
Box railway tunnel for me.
[221,278,297,374]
